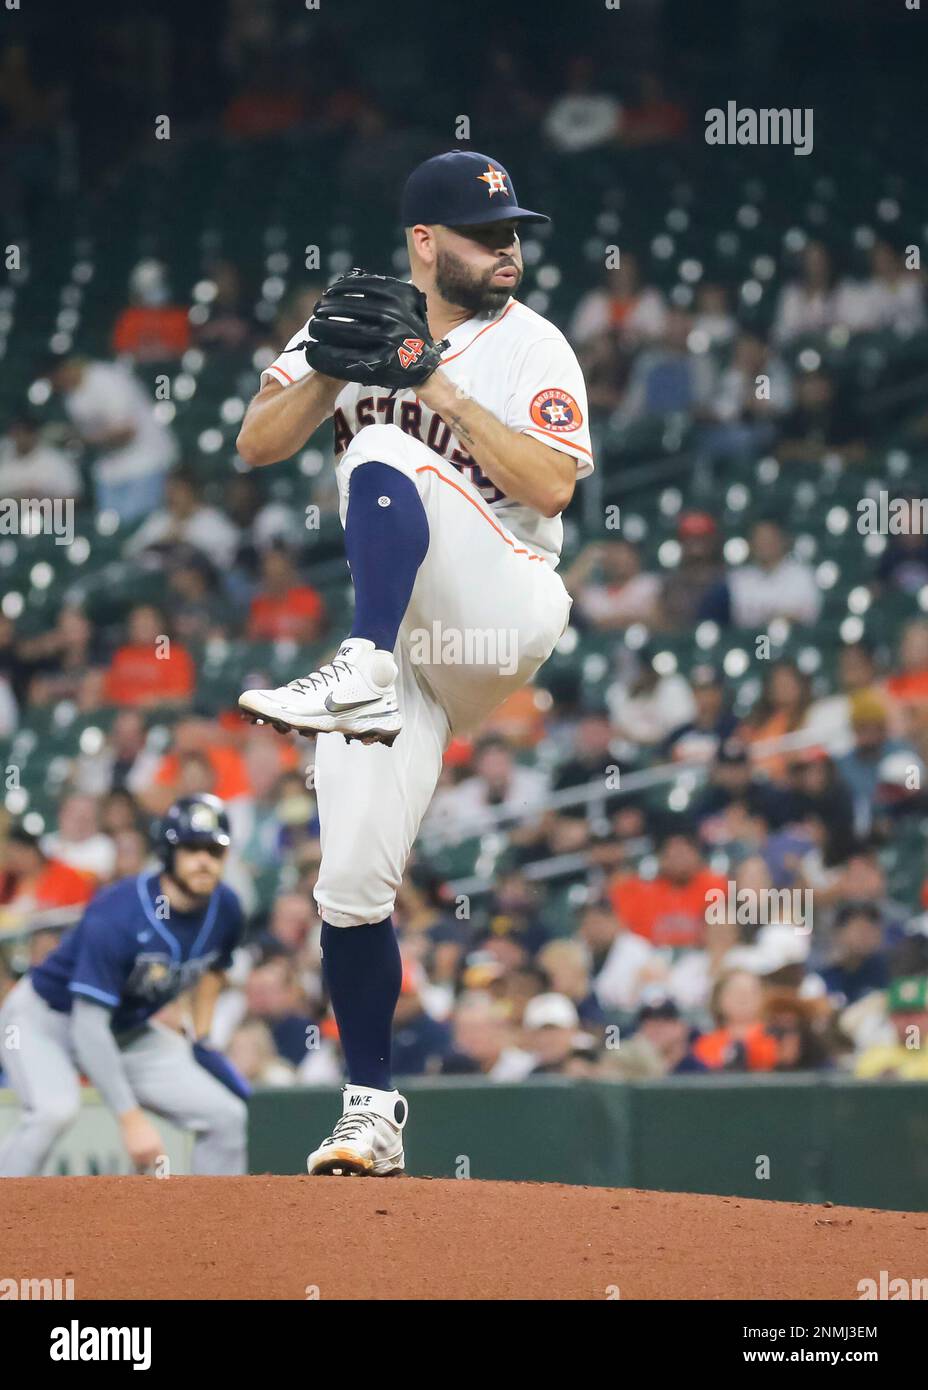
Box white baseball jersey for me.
[263,295,594,566]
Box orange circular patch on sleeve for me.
[529,388,583,432]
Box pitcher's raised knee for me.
[340,423,422,486]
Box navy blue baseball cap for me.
[401,150,550,228]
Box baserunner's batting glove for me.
[303,268,448,389]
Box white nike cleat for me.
[238,638,401,745]
[306,1084,408,1177]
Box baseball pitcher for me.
[238,150,593,1175]
[0,795,248,1177]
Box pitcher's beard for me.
[435,247,521,317]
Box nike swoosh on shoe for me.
[323,693,383,713]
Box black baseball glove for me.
[302,268,448,389]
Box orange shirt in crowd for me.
[155,745,252,801]
[738,711,807,784]
[112,306,191,359]
[886,671,928,703]
[693,1024,779,1072]
[247,586,325,642]
[481,686,549,748]
[609,869,727,948]
[1,858,95,914]
[103,643,196,706]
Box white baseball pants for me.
[313,423,571,928]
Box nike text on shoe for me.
[238,638,402,746]
[306,1084,409,1177]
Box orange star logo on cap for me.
[477,164,509,197]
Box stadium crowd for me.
[2,17,928,1095]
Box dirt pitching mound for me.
[3,1176,923,1299]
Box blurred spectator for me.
[885,620,928,723]
[111,259,191,362]
[820,902,890,1007]
[609,829,726,949]
[253,892,317,961]
[441,992,535,1079]
[873,508,928,597]
[0,413,83,499]
[536,938,604,1026]
[772,240,839,345]
[191,261,257,354]
[854,975,928,1079]
[48,353,178,521]
[41,793,116,882]
[473,48,543,138]
[123,468,241,571]
[520,992,598,1076]
[543,54,622,154]
[620,72,687,148]
[0,826,94,916]
[613,309,716,426]
[763,990,835,1071]
[75,709,158,798]
[805,643,883,758]
[139,716,252,816]
[569,252,667,349]
[739,662,815,783]
[551,707,621,792]
[693,970,780,1071]
[111,827,152,880]
[694,737,793,836]
[427,736,548,838]
[222,54,305,138]
[497,963,548,1026]
[226,1019,296,1086]
[581,899,657,1012]
[835,691,918,836]
[836,238,926,337]
[563,539,661,630]
[225,473,307,573]
[394,863,467,992]
[606,646,696,748]
[630,993,707,1074]
[166,549,228,644]
[702,518,821,628]
[663,664,737,765]
[786,751,857,870]
[247,543,326,642]
[0,42,66,224]
[479,685,551,749]
[18,605,102,708]
[243,957,316,1066]
[475,870,549,963]
[392,961,453,1077]
[99,788,143,836]
[655,512,724,632]
[691,283,736,348]
[706,330,793,453]
[777,369,865,463]
[101,604,196,709]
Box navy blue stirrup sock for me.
[345,461,429,654]
[320,918,402,1091]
